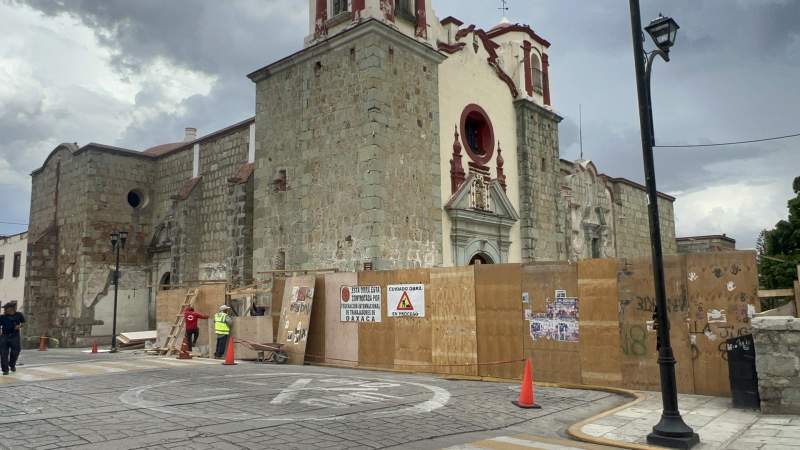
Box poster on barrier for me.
[530,295,579,342]
[388,284,425,318]
[340,285,382,322]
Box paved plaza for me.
[0,350,624,450]
[572,391,800,450]
[4,350,799,450]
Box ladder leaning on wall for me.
[156,288,199,356]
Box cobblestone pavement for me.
[577,391,800,450]
[0,350,625,450]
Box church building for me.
[24,0,676,345]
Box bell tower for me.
[305,0,432,47]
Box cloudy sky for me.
[1,0,797,248]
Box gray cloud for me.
[2,0,798,248]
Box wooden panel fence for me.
[171,251,760,396]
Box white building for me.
[0,232,27,310]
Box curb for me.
[566,391,666,450]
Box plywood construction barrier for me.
[522,262,581,385]
[618,255,695,393]
[685,251,760,396]
[276,275,316,365]
[323,272,358,367]
[151,252,759,396]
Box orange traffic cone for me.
[222,336,236,366]
[512,359,541,409]
[38,336,47,352]
[177,337,192,360]
[91,340,98,354]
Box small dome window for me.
[127,189,147,209]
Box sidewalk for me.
[571,391,800,449]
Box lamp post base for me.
[647,415,700,449]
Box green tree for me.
[757,176,800,289]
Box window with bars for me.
[332,0,349,16]
[12,252,21,278]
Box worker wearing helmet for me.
[213,305,233,359]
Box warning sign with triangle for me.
[396,291,414,311]
[388,284,425,317]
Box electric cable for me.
[654,132,800,148]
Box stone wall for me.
[26,145,87,342]
[148,123,252,286]
[610,180,677,259]
[515,99,564,262]
[195,127,251,278]
[252,21,444,281]
[677,235,736,254]
[25,122,252,345]
[752,316,800,414]
[0,232,28,308]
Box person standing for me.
[213,305,233,359]
[183,306,209,352]
[0,301,25,375]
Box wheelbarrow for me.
[237,339,288,364]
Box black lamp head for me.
[645,14,679,53]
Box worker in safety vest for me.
[213,305,233,358]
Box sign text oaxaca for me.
[340,285,382,322]
[388,284,425,318]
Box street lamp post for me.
[109,231,128,353]
[627,2,699,449]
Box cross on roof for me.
[498,0,509,16]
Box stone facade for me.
[0,232,27,308]
[608,178,677,259]
[250,21,444,275]
[677,235,736,254]
[25,122,253,346]
[752,316,800,414]
[516,100,564,262]
[24,5,679,345]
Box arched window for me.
[332,0,349,16]
[159,272,171,290]
[395,0,415,21]
[532,53,544,94]
[469,253,494,265]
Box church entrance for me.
[469,253,494,265]
[159,272,171,290]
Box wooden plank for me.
[276,275,317,365]
[521,262,581,385]
[795,280,800,317]
[686,251,759,396]
[617,255,695,394]
[271,277,285,342]
[757,289,795,298]
[230,316,274,360]
[305,275,327,363]
[429,266,478,377]
[324,272,359,367]
[390,269,432,372]
[357,271,396,369]
[577,259,623,387]
[474,263,524,380]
